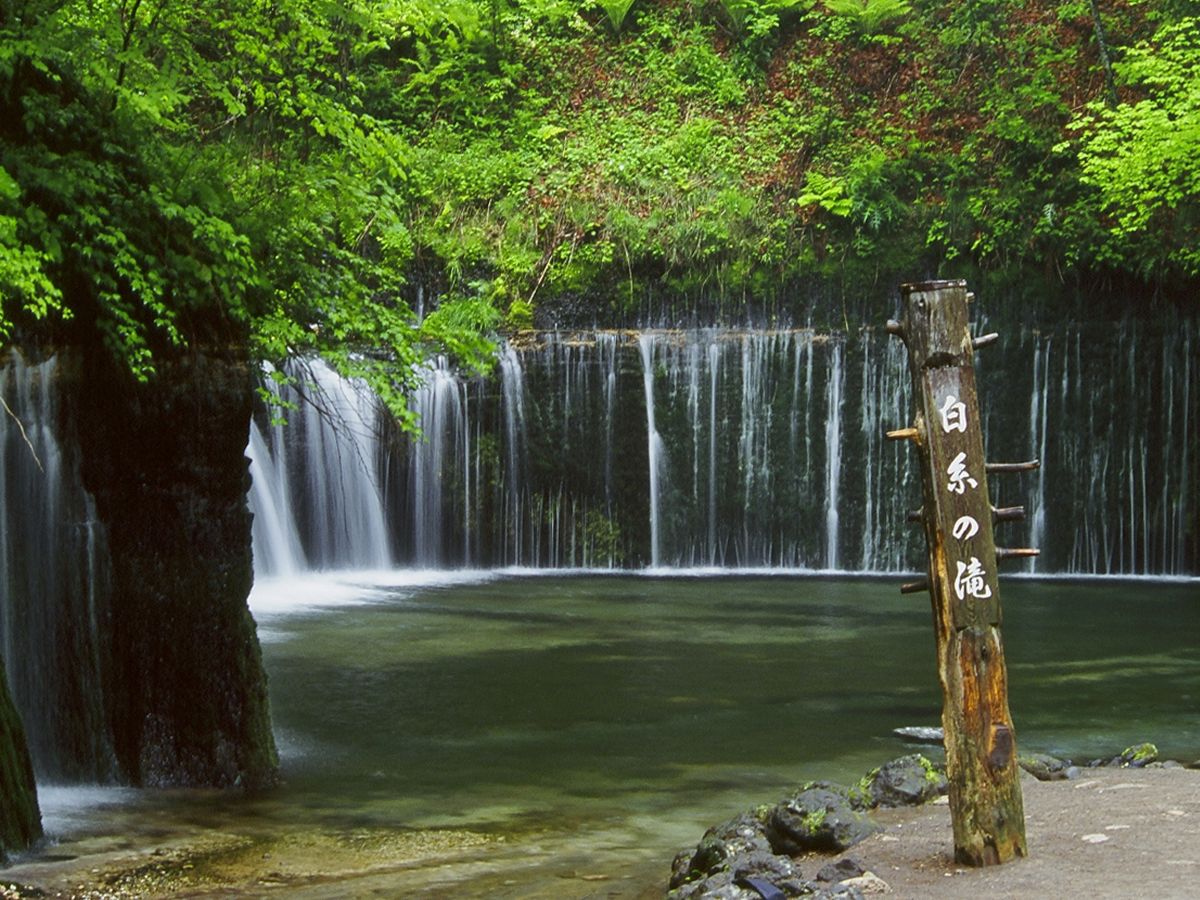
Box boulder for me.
[813,884,866,900]
[668,812,815,898]
[670,812,774,889]
[668,848,811,899]
[1119,743,1158,768]
[861,755,947,807]
[891,726,943,745]
[765,783,880,855]
[1018,753,1078,781]
[840,872,891,894]
[816,857,867,883]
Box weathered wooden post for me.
[886,280,1036,866]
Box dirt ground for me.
[2,766,1198,898]
[808,765,1200,899]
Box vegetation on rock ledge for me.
[3,0,1198,391]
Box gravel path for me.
[810,766,1200,899]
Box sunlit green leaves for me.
[823,0,912,34]
[797,172,853,218]
[598,0,637,34]
[0,0,503,410]
[1068,17,1200,274]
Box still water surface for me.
[30,573,1200,895]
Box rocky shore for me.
[667,742,1200,899]
[0,743,1196,898]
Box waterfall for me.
[0,352,115,782]
[248,359,391,574]
[247,418,306,577]
[824,338,844,570]
[499,344,528,566]
[602,332,618,518]
[1028,340,1050,573]
[707,339,720,564]
[639,334,663,567]
[239,320,1197,576]
[405,357,470,567]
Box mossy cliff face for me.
[61,347,277,788]
[0,658,41,857]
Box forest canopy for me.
[1,0,1197,401]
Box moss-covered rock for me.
[860,754,948,807]
[0,660,41,858]
[1119,743,1159,768]
[1018,752,1078,781]
[765,783,881,855]
[62,347,277,788]
[669,812,775,890]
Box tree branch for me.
[1,394,44,473]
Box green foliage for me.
[823,0,912,34]
[2,0,1193,388]
[798,172,853,218]
[1068,17,1200,274]
[0,0,499,418]
[0,168,63,338]
[720,0,813,41]
[583,509,623,564]
[598,0,638,33]
[504,298,536,330]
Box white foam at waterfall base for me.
[36,784,139,838]
[248,569,497,620]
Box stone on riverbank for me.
[816,857,866,882]
[860,755,947,808]
[1119,743,1158,768]
[765,783,880,856]
[1018,753,1079,782]
[668,757,960,898]
[668,811,813,899]
[891,726,943,745]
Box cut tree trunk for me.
[889,280,1027,866]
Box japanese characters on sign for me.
[953,557,992,601]
[946,452,978,494]
[939,394,968,434]
[951,515,979,541]
[929,373,998,624]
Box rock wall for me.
[0,659,40,857]
[61,346,277,788]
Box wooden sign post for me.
[886,280,1033,866]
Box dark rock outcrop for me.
[62,347,277,788]
[0,661,40,858]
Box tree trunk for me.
[889,280,1027,865]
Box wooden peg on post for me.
[992,505,1026,523]
[888,280,1027,866]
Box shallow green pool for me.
[29,572,1200,895]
